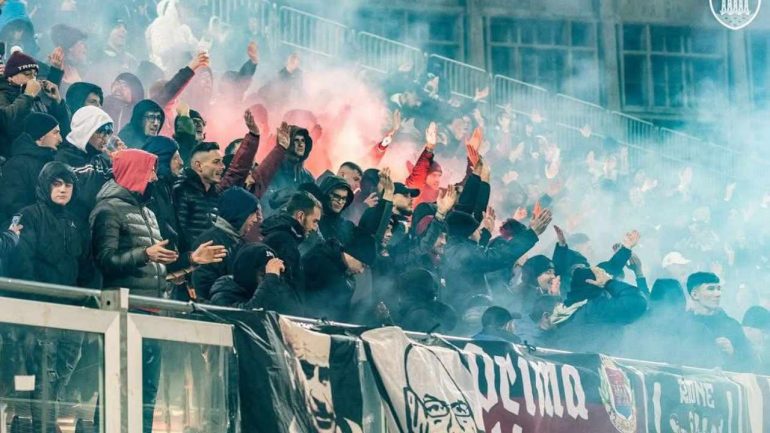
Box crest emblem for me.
[710,0,762,30]
[599,356,636,433]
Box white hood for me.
[66,106,114,152]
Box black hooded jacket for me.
[261,126,314,216]
[102,72,144,131]
[55,141,112,224]
[317,175,356,245]
[65,82,104,114]
[10,162,92,286]
[261,212,306,291]
[173,168,220,253]
[0,133,56,222]
[0,79,71,157]
[118,99,166,149]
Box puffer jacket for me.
[11,162,92,286]
[0,132,56,222]
[173,168,220,252]
[261,212,306,290]
[191,216,242,301]
[90,155,167,297]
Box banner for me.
[223,314,770,433]
[226,311,363,433]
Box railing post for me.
[101,288,130,433]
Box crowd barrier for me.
[2,278,766,433]
[201,0,765,182]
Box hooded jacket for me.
[261,212,307,291]
[11,162,92,286]
[317,175,355,245]
[102,72,145,131]
[258,126,314,216]
[65,82,103,119]
[56,106,114,223]
[119,99,166,149]
[90,150,167,297]
[191,187,260,300]
[0,78,70,157]
[0,132,56,221]
[0,1,38,57]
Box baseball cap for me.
[661,251,691,268]
[394,182,420,197]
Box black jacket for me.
[173,168,220,252]
[441,229,539,308]
[55,141,113,224]
[90,180,167,297]
[0,79,70,157]
[547,280,647,355]
[209,273,301,315]
[10,162,92,286]
[261,213,306,291]
[146,174,192,274]
[261,126,314,216]
[691,309,755,372]
[118,99,166,149]
[191,217,242,301]
[301,239,354,322]
[317,175,356,245]
[0,133,56,222]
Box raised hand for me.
[474,86,490,101]
[586,266,612,288]
[622,230,641,249]
[553,225,567,246]
[436,186,458,216]
[48,47,64,69]
[482,207,496,233]
[247,41,259,64]
[513,207,528,222]
[190,241,228,265]
[378,167,395,201]
[529,208,552,235]
[425,121,438,151]
[466,127,483,166]
[188,52,211,71]
[176,100,191,117]
[244,109,260,135]
[277,122,291,149]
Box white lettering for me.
[562,364,588,420]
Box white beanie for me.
[66,106,114,151]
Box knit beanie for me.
[142,136,179,178]
[233,243,277,289]
[218,187,260,231]
[428,159,443,174]
[446,211,480,239]
[23,112,58,141]
[4,51,38,78]
[50,24,87,51]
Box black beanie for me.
[233,243,277,289]
[446,211,480,239]
[218,187,260,231]
[24,113,59,141]
[4,51,39,78]
[522,255,554,284]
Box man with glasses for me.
[315,175,356,246]
[56,105,115,224]
[118,98,165,149]
[687,272,754,371]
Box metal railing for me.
[355,32,426,76]
[278,6,350,59]
[200,0,764,181]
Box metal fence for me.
[278,6,350,59]
[428,54,491,101]
[201,0,757,180]
[355,32,426,76]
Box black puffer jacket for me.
[0,133,56,222]
[90,180,167,297]
[173,168,220,252]
[191,217,242,301]
[11,162,92,286]
[55,141,113,224]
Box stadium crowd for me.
[0,2,768,427]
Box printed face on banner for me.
[404,345,479,433]
[279,318,338,433]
